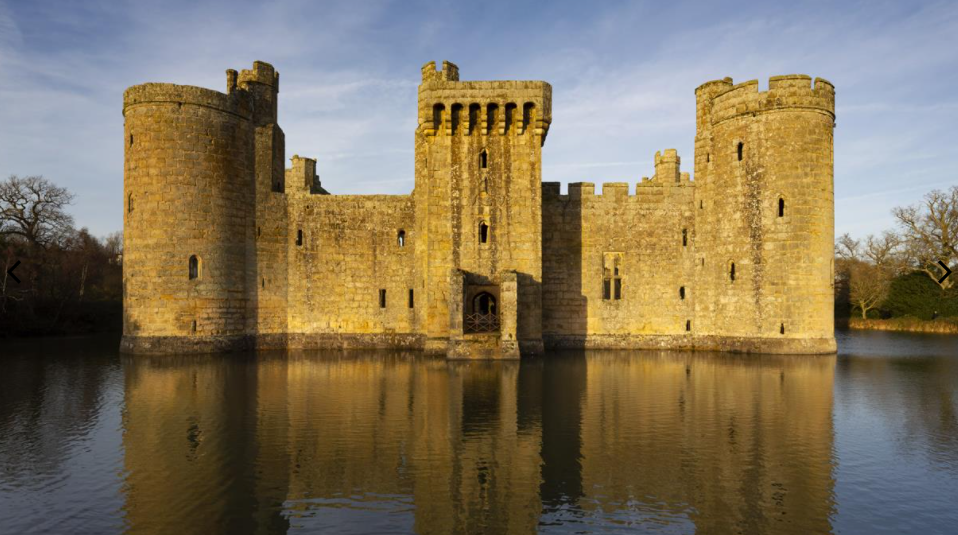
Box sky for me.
[1,0,956,239]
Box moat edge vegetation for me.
[1,175,122,337]
[835,185,958,332]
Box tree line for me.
[836,185,958,320]
[1,175,122,336]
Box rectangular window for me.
[379,289,386,308]
[614,278,622,300]
[408,289,414,309]
[296,229,303,247]
[603,279,612,300]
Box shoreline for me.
[846,317,958,334]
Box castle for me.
[121,60,836,357]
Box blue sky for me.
[1,0,956,238]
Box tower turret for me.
[414,61,552,355]
[121,77,256,352]
[692,75,836,352]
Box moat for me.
[2,330,957,534]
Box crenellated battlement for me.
[286,154,328,195]
[542,149,693,202]
[122,83,252,118]
[696,74,834,126]
[238,60,279,90]
[417,60,552,139]
[421,60,460,83]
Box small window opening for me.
[737,142,744,161]
[486,103,499,133]
[188,255,199,280]
[522,102,535,131]
[682,229,688,247]
[686,320,692,331]
[479,149,488,169]
[680,286,686,300]
[605,259,623,301]
[261,277,265,289]
[128,193,133,214]
[706,152,710,163]
[504,103,516,134]
[730,262,736,282]
[296,229,303,246]
[451,103,462,134]
[379,289,386,308]
[398,230,406,247]
[191,320,197,333]
[778,198,785,218]
[479,222,489,244]
[257,227,261,237]
[700,200,703,210]
[129,134,134,147]
[433,103,445,131]
[408,289,414,309]
[780,323,785,335]
[468,104,480,134]
[701,258,705,267]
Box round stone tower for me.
[692,75,836,353]
[121,77,256,353]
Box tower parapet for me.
[123,83,252,118]
[417,60,552,140]
[698,75,835,126]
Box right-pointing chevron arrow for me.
[938,260,953,284]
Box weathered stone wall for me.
[693,75,835,352]
[542,151,696,345]
[122,79,255,353]
[243,62,290,338]
[286,177,417,338]
[414,61,551,355]
[121,62,836,356]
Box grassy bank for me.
[848,317,958,334]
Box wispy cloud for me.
[0,0,956,238]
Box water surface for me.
[1,330,957,534]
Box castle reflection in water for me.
[119,350,836,534]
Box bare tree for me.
[864,230,905,273]
[893,186,958,289]
[0,175,76,249]
[836,233,861,261]
[848,260,891,319]
[103,231,123,265]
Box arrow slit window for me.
[189,255,200,280]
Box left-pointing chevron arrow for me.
[6,260,20,284]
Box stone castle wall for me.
[121,62,836,356]
[287,191,418,339]
[541,151,696,347]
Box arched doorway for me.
[473,292,496,315]
[465,291,499,333]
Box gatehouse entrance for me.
[465,291,499,333]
